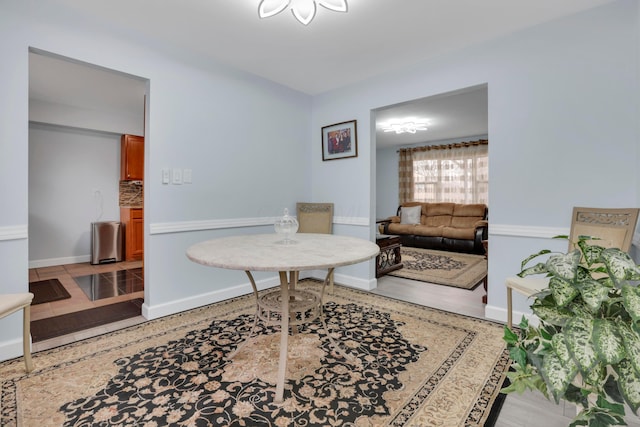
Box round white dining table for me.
[186,233,379,403]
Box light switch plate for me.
[183,169,192,184]
[172,168,183,184]
[162,168,170,184]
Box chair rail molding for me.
[150,215,370,235]
[489,224,568,239]
[491,223,640,250]
[0,225,28,241]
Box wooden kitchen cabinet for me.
[121,208,144,261]
[120,135,144,180]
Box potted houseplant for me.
[503,235,640,427]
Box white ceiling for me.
[25,0,616,147]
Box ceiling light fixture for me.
[258,0,348,26]
[380,119,430,134]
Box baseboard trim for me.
[29,255,91,269]
[142,271,376,320]
[484,304,540,327]
[0,335,29,365]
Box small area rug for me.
[389,247,487,290]
[28,278,71,305]
[1,280,508,426]
[30,298,144,342]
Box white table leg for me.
[274,271,290,403]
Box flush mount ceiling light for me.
[380,119,430,134]
[258,0,348,26]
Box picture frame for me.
[321,120,358,161]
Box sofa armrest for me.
[474,221,489,250]
[381,216,400,235]
[474,219,488,229]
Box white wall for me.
[0,4,314,360]
[28,123,121,266]
[1,0,639,361]
[313,0,639,323]
[375,147,399,220]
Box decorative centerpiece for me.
[274,208,298,244]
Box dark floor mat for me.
[30,298,144,342]
[29,278,71,305]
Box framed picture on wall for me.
[321,120,358,161]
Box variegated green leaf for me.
[578,239,604,267]
[552,333,573,364]
[601,248,640,282]
[583,363,605,387]
[520,249,552,271]
[622,284,640,322]
[540,351,577,403]
[618,323,640,376]
[593,319,625,365]
[549,276,579,307]
[615,359,640,414]
[518,262,548,278]
[546,250,581,280]
[576,265,593,282]
[578,279,612,312]
[564,317,598,373]
[531,303,573,327]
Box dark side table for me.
[376,234,403,278]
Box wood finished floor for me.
[26,264,640,426]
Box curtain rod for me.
[397,139,488,153]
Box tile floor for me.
[29,260,146,351]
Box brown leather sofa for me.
[381,202,488,254]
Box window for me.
[399,140,488,204]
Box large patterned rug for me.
[389,247,487,290]
[1,280,508,426]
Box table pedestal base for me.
[230,268,347,403]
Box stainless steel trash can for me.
[91,221,123,264]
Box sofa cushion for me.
[423,203,454,227]
[453,203,487,217]
[442,226,476,240]
[424,203,455,216]
[450,203,486,229]
[387,223,443,237]
[400,205,422,224]
[412,226,444,237]
[451,216,483,229]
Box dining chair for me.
[297,202,335,292]
[505,207,640,328]
[0,293,35,372]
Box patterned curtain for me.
[398,139,488,204]
[398,148,415,204]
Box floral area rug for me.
[1,279,507,426]
[389,247,487,290]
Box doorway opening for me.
[28,49,148,344]
[372,84,489,318]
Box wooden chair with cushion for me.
[505,207,640,328]
[0,292,35,372]
[297,202,335,291]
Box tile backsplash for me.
[119,180,143,208]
